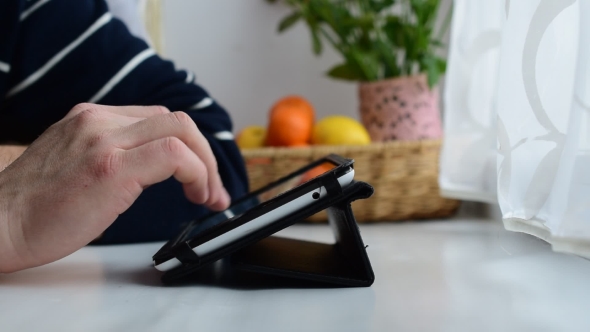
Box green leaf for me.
[278,12,303,32]
[437,58,447,73]
[423,56,440,88]
[368,0,396,13]
[267,0,448,83]
[427,67,439,88]
[375,38,400,78]
[326,63,365,81]
[350,49,380,81]
[358,31,372,50]
[430,39,445,48]
[311,28,323,55]
[305,15,323,55]
[341,15,374,31]
[308,0,354,41]
[383,16,406,47]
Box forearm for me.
[0,145,27,171]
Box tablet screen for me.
[180,161,337,241]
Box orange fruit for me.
[266,96,315,147]
[269,95,314,118]
[299,162,335,184]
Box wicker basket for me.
[241,139,460,222]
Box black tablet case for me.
[161,181,375,287]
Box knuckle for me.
[72,108,101,128]
[71,103,95,114]
[91,151,123,179]
[86,130,110,148]
[170,111,193,128]
[162,137,185,156]
[155,105,170,114]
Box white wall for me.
[161,0,450,133]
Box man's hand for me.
[0,103,230,273]
[0,145,27,171]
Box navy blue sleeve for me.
[0,0,249,243]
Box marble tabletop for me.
[2,217,589,332]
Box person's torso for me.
[0,0,156,143]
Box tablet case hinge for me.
[322,171,343,196]
[175,242,201,265]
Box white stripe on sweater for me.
[190,97,213,110]
[88,48,156,103]
[20,0,51,21]
[0,61,10,73]
[7,12,113,98]
[214,131,234,140]
[185,71,194,84]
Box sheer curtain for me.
[441,0,590,258]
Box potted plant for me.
[267,0,452,141]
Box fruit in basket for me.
[236,125,267,149]
[311,116,371,145]
[266,96,315,147]
[300,162,335,184]
[269,95,314,118]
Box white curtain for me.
[441,0,590,258]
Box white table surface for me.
[2,216,590,332]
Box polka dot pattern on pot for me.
[359,75,443,141]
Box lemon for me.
[236,126,267,149]
[311,116,371,146]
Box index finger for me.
[64,103,170,120]
[112,112,230,208]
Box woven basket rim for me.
[240,138,459,222]
[240,139,443,158]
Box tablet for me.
[153,154,355,272]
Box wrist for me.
[0,171,28,273]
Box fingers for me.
[106,113,147,127]
[102,105,170,117]
[207,192,231,211]
[122,137,211,206]
[64,103,169,120]
[112,111,229,209]
[61,104,230,210]
[62,109,146,136]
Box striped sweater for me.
[0,0,249,243]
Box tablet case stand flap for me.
[230,181,375,287]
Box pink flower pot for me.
[359,75,442,141]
